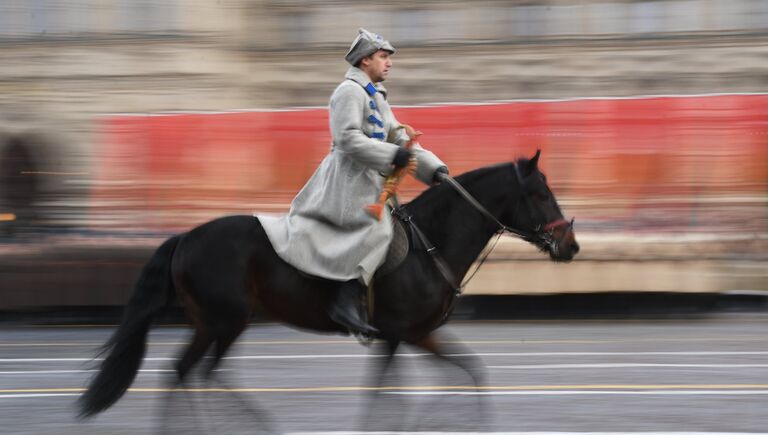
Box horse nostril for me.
[571,241,580,254]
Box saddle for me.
[376,217,410,277]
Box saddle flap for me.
[376,218,409,277]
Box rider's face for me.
[361,50,393,83]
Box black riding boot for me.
[329,280,379,336]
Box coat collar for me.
[345,67,388,98]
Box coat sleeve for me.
[411,143,448,185]
[329,84,400,173]
[387,109,448,185]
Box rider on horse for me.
[260,28,448,337]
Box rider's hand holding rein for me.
[432,165,449,185]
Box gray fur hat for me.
[344,28,396,66]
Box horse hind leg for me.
[203,313,249,380]
[157,327,214,435]
[169,278,215,383]
[162,306,248,433]
[197,310,279,434]
[175,328,214,382]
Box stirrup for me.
[329,306,379,337]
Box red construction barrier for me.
[93,94,768,232]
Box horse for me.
[78,149,579,420]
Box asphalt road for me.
[1,317,767,434]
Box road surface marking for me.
[2,384,768,395]
[2,350,768,363]
[385,390,768,396]
[0,393,81,399]
[0,369,177,375]
[489,363,768,369]
[287,432,768,435]
[1,336,764,348]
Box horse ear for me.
[525,149,541,176]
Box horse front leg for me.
[410,329,490,431]
[361,339,403,431]
[413,330,486,389]
[371,339,400,387]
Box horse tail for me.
[78,234,181,418]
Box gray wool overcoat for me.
[258,67,446,285]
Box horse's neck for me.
[410,168,513,283]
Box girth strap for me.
[392,207,459,291]
[391,207,462,323]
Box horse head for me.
[502,150,579,262]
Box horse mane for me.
[402,160,522,267]
[407,158,530,212]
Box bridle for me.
[511,163,574,255]
[440,164,573,257]
[393,163,574,322]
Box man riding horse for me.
[260,28,448,337]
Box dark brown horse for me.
[78,150,578,418]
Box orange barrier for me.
[94,94,768,231]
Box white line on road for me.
[1,351,768,364]
[287,432,768,435]
[384,390,768,396]
[1,388,767,401]
[0,393,81,399]
[0,358,104,362]
[442,352,768,357]
[489,363,768,369]
[0,369,177,375]
[0,335,765,347]
[227,351,768,360]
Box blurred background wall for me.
[0,0,766,307]
[2,1,768,111]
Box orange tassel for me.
[365,124,422,220]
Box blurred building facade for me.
[1,0,767,221]
[2,0,767,216]
[1,0,767,113]
[0,1,765,303]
